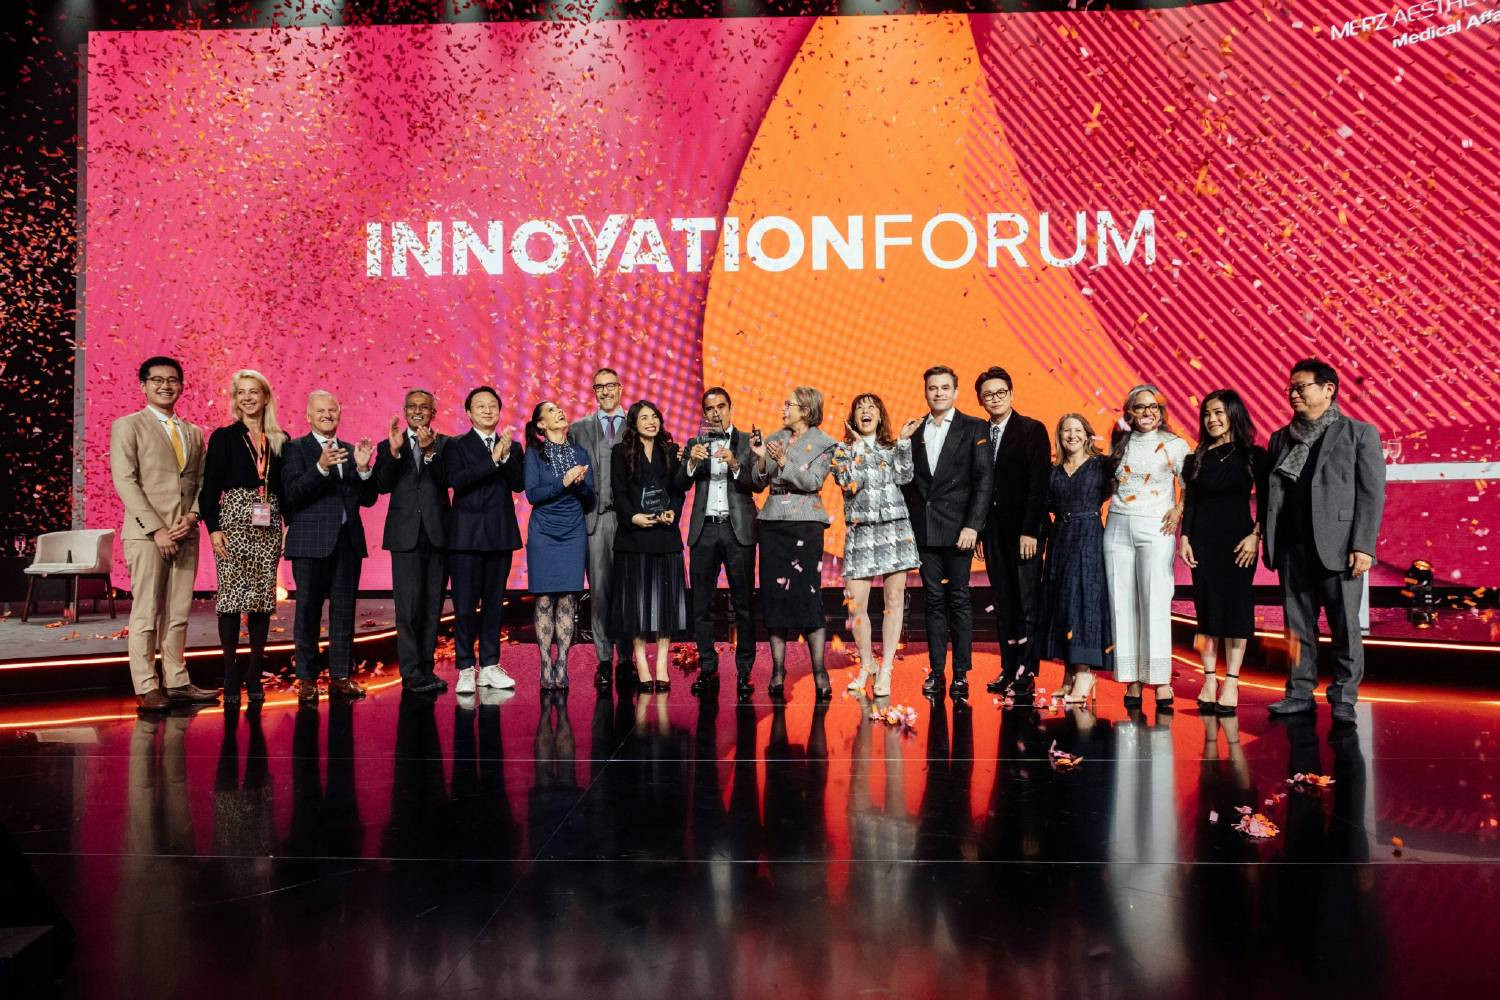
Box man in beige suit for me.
[110,356,220,711]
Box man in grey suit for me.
[675,387,760,698]
[1263,358,1385,725]
[568,366,631,691]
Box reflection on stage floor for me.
[3,645,1499,998]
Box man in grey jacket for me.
[1262,358,1385,724]
[569,366,631,691]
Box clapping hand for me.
[765,438,787,466]
[562,464,587,487]
[492,429,513,463]
[353,437,376,472]
[387,416,404,457]
[414,425,437,453]
[318,440,349,471]
[899,418,922,440]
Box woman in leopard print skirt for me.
[200,370,288,704]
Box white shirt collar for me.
[311,430,337,446]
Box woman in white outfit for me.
[1105,385,1189,710]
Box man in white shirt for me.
[675,387,759,697]
[901,365,994,699]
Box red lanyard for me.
[243,430,270,500]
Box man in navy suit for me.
[375,389,451,695]
[902,365,994,700]
[280,390,379,703]
[973,366,1052,699]
[446,386,525,696]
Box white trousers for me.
[1104,511,1176,685]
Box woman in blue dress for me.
[1036,413,1115,708]
[524,400,595,690]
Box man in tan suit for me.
[109,356,220,711]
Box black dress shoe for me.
[406,675,443,694]
[985,676,1008,694]
[1268,697,1316,716]
[691,673,719,696]
[921,674,946,697]
[949,676,970,699]
[594,663,613,692]
[736,675,754,699]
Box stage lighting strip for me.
[0,614,457,672]
[1168,613,1498,655]
[0,674,408,731]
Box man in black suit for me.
[902,365,994,700]
[375,389,451,695]
[446,386,525,696]
[973,366,1052,699]
[674,387,759,698]
[280,390,379,703]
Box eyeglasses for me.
[1287,381,1322,398]
[1128,403,1161,414]
[980,389,1011,402]
[593,381,621,393]
[782,401,804,410]
[144,376,182,387]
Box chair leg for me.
[70,575,80,623]
[107,578,117,619]
[21,576,34,623]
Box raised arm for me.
[524,448,563,505]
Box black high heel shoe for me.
[767,668,787,699]
[1196,676,1218,713]
[1154,685,1175,713]
[1215,671,1240,716]
[813,672,834,703]
[1122,686,1143,710]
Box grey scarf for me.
[1276,401,1342,482]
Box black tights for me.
[218,611,271,693]
[768,627,829,685]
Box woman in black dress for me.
[609,400,688,692]
[1179,390,1268,715]
[200,370,287,704]
[1036,414,1114,707]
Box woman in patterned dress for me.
[833,393,919,697]
[200,370,287,704]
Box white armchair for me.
[22,529,116,622]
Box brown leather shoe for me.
[166,683,221,703]
[297,679,319,703]
[328,677,366,699]
[137,688,171,712]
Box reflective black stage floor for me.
[3,648,1500,999]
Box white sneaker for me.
[477,664,516,690]
[455,668,477,695]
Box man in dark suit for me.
[446,386,525,696]
[973,366,1052,699]
[568,366,631,691]
[1262,358,1385,725]
[375,389,451,695]
[902,365,994,700]
[674,386,759,698]
[280,390,379,703]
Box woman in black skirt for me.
[1179,390,1268,715]
[750,386,839,701]
[200,369,288,705]
[1036,414,1115,708]
[609,400,688,692]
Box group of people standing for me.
[110,354,1384,725]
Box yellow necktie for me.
[168,420,185,471]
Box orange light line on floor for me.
[0,675,406,731]
[0,622,416,671]
[1169,613,1498,654]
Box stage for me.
[3,641,1500,998]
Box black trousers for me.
[919,545,975,677]
[390,524,447,682]
[449,549,513,672]
[290,527,363,682]
[688,520,756,675]
[985,524,1043,687]
[1279,542,1364,706]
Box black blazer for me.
[445,428,525,552]
[986,411,1052,540]
[672,428,758,547]
[280,433,378,560]
[612,443,686,554]
[373,432,451,551]
[903,411,994,548]
[199,421,284,533]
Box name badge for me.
[250,503,273,527]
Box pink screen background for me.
[82,12,1498,593]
